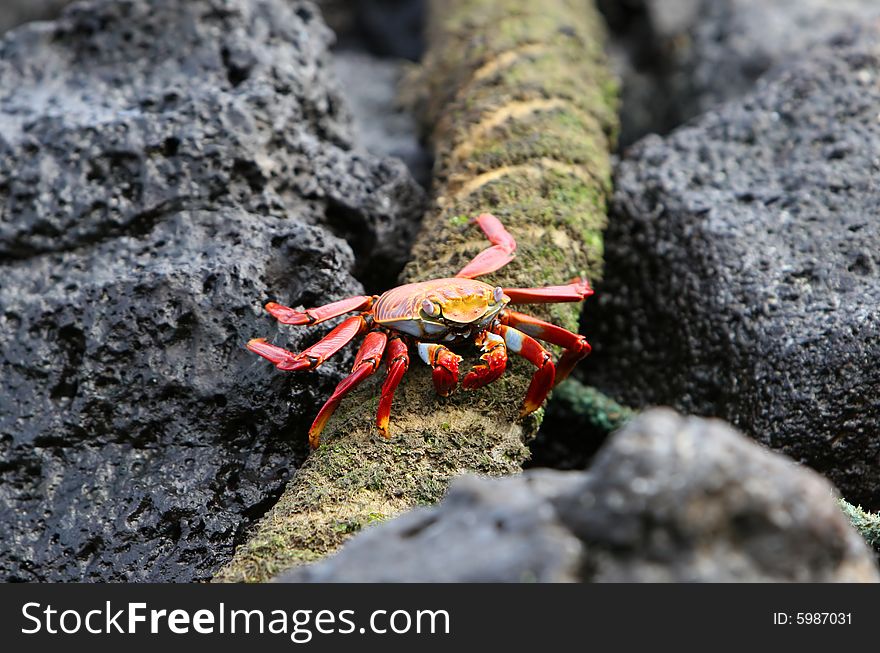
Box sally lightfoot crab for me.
[248,214,593,447]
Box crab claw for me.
[433,366,458,396]
[417,343,462,397]
[461,331,507,390]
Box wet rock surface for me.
[279,410,879,582]
[0,0,424,581]
[585,31,880,508]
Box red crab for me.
[248,214,593,447]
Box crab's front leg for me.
[494,324,556,416]
[417,342,462,396]
[461,330,507,390]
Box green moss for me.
[459,107,608,173]
[551,378,634,433]
[839,499,880,553]
[214,0,618,583]
[551,179,606,208]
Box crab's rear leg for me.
[455,213,517,279]
[503,278,593,304]
[376,336,409,438]
[247,314,368,371]
[501,310,591,384]
[495,324,555,416]
[308,330,388,448]
[461,330,507,390]
[264,295,376,326]
[417,342,463,396]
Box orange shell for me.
[373,278,496,325]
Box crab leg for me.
[461,330,508,390]
[501,310,591,384]
[377,337,410,438]
[417,342,463,396]
[503,278,593,304]
[308,331,388,448]
[455,213,517,279]
[495,325,556,416]
[264,295,376,326]
[247,314,368,371]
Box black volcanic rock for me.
[585,31,880,508]
[600,0,880,145]
[278,410,879,582]
[0,0,424,581]
[1,210,360,581]
[660,0,880,124]
[557,410,877,582]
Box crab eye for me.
[421,299,439,317]
[493,286,505,303]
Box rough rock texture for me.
[563,410,879,582]
[0,0,424,581]
[672,0,880,118]
[585,32,880,508]
[0,0,423,286]
[279,410,880,582]
[599,0,880,145]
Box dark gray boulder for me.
[585,31,880,508]
[278,410,879,582]
[600,0,880,144]
[559,410,878,582]
[0,0,424,581]
[1,210,360,581]
[0,0,423,282]
[674,0,880,119]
